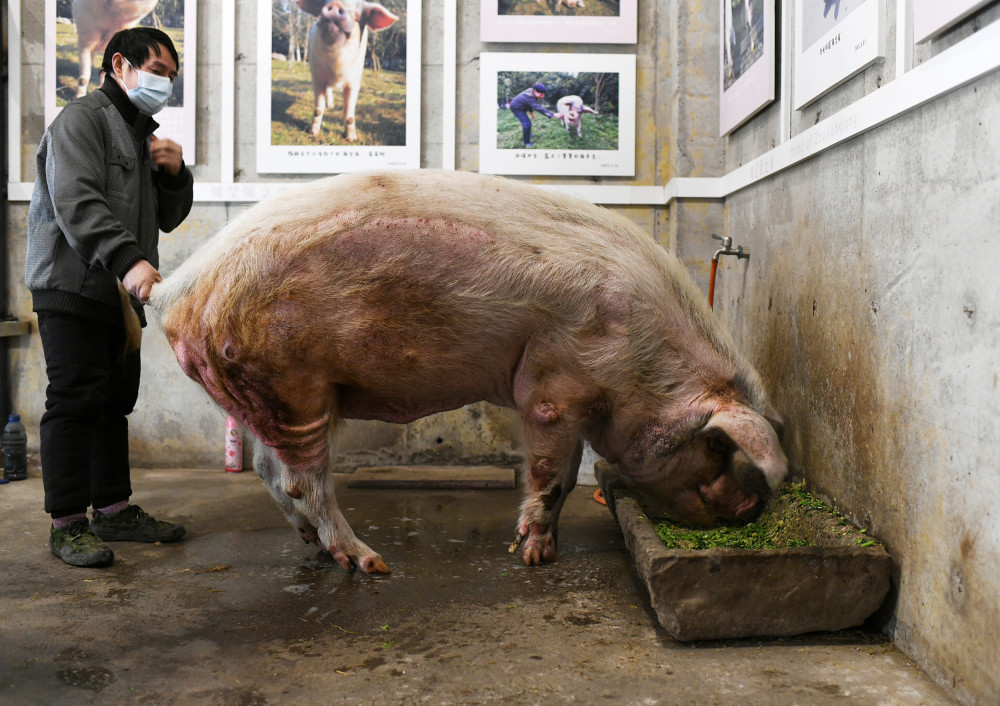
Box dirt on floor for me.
[0,464,954,705]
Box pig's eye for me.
[705,435,730,456]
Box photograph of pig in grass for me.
[497,71,619,150]
[498,0,621,17]
[52,0,186,106]
[146,169,787,574]
[269,0,408,145]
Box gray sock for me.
[95,500,129,516]
[52,513,87,529]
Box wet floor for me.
[0,467,952,704]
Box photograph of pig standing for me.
[52,0,186,105]
[149,169,787,574]
[268,0,407,145]
[555,94,599,138]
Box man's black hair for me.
[101,27,179,75]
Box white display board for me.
[480,0,637,44]
[256,0,421,174]
[719,0,775,136]
[913,0,994,44]
[44,0,197,162]
[478,52,636,177]
[794,0,886,110]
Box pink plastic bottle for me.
[225,415,243,472]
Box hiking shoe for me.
[50,520,114,567]
[91,505,186,543]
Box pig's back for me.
[155,170,745,419]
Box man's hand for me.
[123,260,162,304]
[150,135,183,176]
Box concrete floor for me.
[0,465,953,705]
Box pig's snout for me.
[699,465,773,524]
[699,473,760,522]
[322,1,348,21]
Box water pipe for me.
[708,234,749,310]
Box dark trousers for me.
[511,109,532,145]
[37,311,140,519]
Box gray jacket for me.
[26,80,193,325]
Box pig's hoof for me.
[359,555,392,574]
[520,535,558,566]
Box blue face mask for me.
[123,59,173,115]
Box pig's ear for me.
[362,3,399,29]
[703,404,788,490]
[297,0,325,17]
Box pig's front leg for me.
[511,364,596,565]
[252,436,390,573]
[512,438,583,565]
[342,84,359,141]
[76,45,93,98]
[309,89,328,137]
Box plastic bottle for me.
[225,415,243,472]
[2,414,28,481]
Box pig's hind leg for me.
[252,435,320,545]
[251,435,390,573]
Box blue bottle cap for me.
[8,414,19,423]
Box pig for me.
[540,0,585,9]
[148,169,787,574]
[555,95,598,138]
[296,0,398,141]
[71,0,158,97]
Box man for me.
[25,27,193,567]
[508,82,555,148]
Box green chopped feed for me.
[651,482,876,551]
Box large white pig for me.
[72,0,158,97]
[148,170,787,574]
[296,0,398,141]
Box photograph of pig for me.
[555,95,599,138]
[149,169,787,574]
[51,0,186,106]
[496,71,619,150]
[498,0,620,17]
[268,0,407,145]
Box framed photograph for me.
[480,0,637,44]
[44,0,197,162]
[913,0,994,44]
[256,0,421,174]
[478,52,636,177]
[794,0,886,110]
[719,0,775,136]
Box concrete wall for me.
[713,5,1000,705]
[5,0,999,701]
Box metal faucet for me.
[708,234,749,310]
[711,233,749,262]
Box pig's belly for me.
[331,332,525,423]
[337,385,514,424]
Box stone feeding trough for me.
[595,462,893,642]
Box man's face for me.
[533,89,545,99]
[115,43,179,90]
